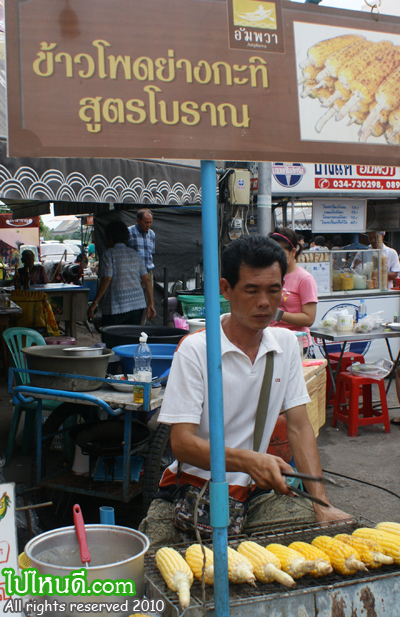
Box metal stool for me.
[332,372,391,437]
[326,352,365,405]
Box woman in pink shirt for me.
[269,227,318,357]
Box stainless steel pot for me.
[24,525,149,617]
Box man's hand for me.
[244,452,293,495]
[147,304,156,321]
[87,302,97,320]
[313,503,352,523]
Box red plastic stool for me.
[332,372,391,437]
[326,352,365,405]
[45,336,77,345]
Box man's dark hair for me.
[137,208,152,220]
[314,235,326,247]
[221,234,287,289]
[104,220,129,245]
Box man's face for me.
[368,232,377,248]
[220,263,283,331]
[137,213,153,233]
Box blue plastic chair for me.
[3,327,61,466]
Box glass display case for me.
[297,249,382,295]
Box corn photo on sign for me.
[4,0,400,164]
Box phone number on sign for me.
[315,179,400,190]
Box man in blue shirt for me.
[128,209,156,324]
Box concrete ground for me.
[1,325,400,541]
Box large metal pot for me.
[24,525,149,617]
[22,346,114,391]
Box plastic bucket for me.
[112,343,177,376]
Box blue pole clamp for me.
[209,481,229,528]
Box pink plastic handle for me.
[73,504,91,564]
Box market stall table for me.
[30,283,90,339]
[310,326,400,403]
[11,370,165,503]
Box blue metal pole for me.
[201,160,229,617]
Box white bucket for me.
[188,318,206,333]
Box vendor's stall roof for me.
[0,142,201,218]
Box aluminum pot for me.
[24,525,149,617]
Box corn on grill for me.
[145,519,400,616]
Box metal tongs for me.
[282,471,338,508]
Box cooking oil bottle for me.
[133,332,152,404]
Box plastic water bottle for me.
[358,299,367,320]
[133,332,152,404]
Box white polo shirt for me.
[158,316,310,498]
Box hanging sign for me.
[5,0,400,164]
[312,198,367,233]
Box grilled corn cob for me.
[156,547,193,608]
[337,45,400,121]
[185,544,214,585]
[376,522,400,537]
[227,547,256,585]
[316,38,368,83]
[315,97,346,133]
[238,541,296,587]
[300,35,364,70]
[289,541,333,577]
[353,528,400,563]
[335,534,394,568]
[359,66,400,141]
[338,40,393,91]
[311,536,367,575]
[298,64,321,86]
[386,107,400,143]
[266,544,315,579]
[322,80,351,108]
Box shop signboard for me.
[269,163,400,195]
[312,198,367,233]
[0,214,40,267]
[5,0,400,164]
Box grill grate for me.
[145,518,400,613]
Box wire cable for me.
[322,469,400,501]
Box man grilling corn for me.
[140,235,349,546]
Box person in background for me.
[75,253,89,285]
[297,234,306,249]
[331,235,344,250]
[88,220,156,327]
[128,209,155,325]
[87,238,96,259]
[367,231,400,290]
[16,249,49,288]
[309,235,326,251]
[269,227,318,358]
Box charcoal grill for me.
[144,519,400,616]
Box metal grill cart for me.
[9,368,171,508]
[144,520,400,617]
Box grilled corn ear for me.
[238,541,296,587]
[227,547,256,585]
[335,534,393,568]
[266,544,315,579]
[289,541,333,577]
[156,547,193,608]
[311,536,367,575]
[185,544,214,585]
[300,35,364,69]
[376,522,400,537]
[353,528,400,563]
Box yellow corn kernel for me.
[266,544,315,579]
[353,528,400,564]
[156,547,193,608]
[289,541,333,577]
[238,541,296,587]
[311,536,367,575]
[376,522,400,537]
[227,547,256,585]
[335,534,393,568]
[185,544,214,585]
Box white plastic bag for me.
[354,315,376,333]
[347,358,393,380]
